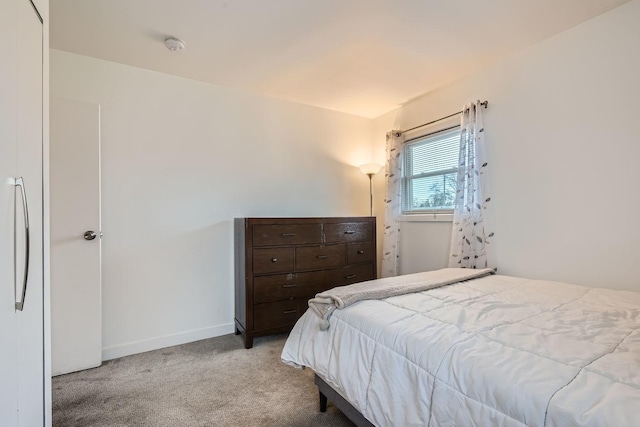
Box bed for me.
[281,268,640,426]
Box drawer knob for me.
[344,230,355,234]
[282,284,297,288]
[357,250,365,254]
[316,255,329,259]
[281,233,296,237]
[345,274,357,279]
[282,309,297,315]
[271,258,278,263]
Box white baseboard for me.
[101,323,235,361]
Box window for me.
[402,127,461,213]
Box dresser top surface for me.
[236,217,375,225]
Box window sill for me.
[400,213,454,223]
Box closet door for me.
[0,0,45,425]
[0,0,20,422]
[16,0,44,424]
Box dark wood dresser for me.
[234,217,377,348]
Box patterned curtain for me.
[381,131,405,277]
[448,101,494,269]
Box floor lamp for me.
[359,163,382,216]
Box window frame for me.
[401,125,461,215]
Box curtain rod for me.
[395,100,488,136]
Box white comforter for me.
[281,274,640,426]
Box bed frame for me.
[314,374,374,427]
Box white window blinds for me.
[403,127,461,213]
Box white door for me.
[50,98,102,375]
[0,0,20,420]
[0,0,45,425]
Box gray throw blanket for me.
[308,267,495,330]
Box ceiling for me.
[51,0,630,118]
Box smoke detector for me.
[165,37,186,52]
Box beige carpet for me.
[53,333,354,427]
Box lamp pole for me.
[367,173,374,216]
[359,163,382,217]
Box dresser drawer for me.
[325,263,375,287]
[253,224,322,247]
[253,272,324,303]
[254,299,304,330]
[253,248,294,274]
[324,222,373,243]
[296,244,346,271]
[347,242,375,264]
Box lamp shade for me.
[359,163,382,176]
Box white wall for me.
[373,0,640,291]
[51,50,376,359]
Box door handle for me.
[84,230,97,241]
[14,177,30,312]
